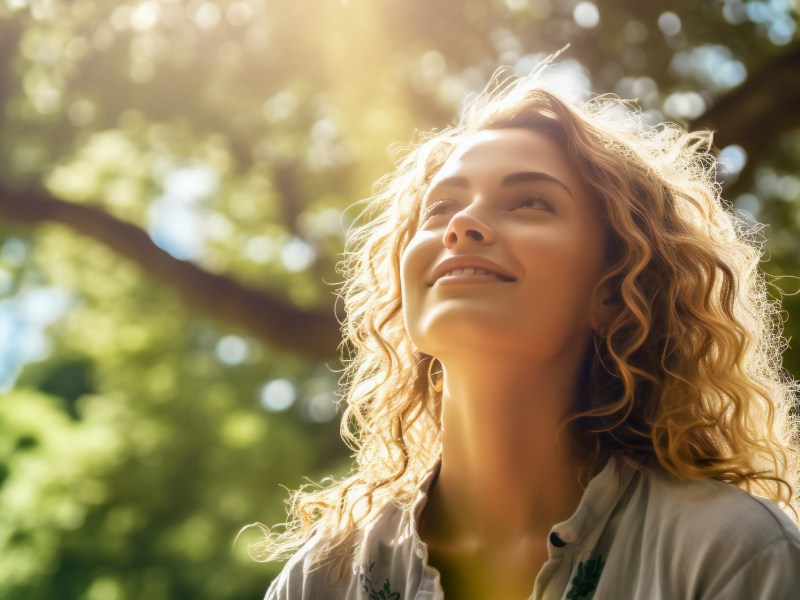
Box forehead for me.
[429,128,576,187]
[427,129,589,197]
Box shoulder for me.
[263,532,356,600]
[615,465,800,596]
[703,535,800,600]
[639,467,800,549]
[262,503,407,600]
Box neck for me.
[419,348,592,554]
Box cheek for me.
[522,224,606,294]
[398,244,415,295]
[399,243,423,308]
[525,224,583,265]
[400,233,433,282]
[399,243,425,345]
[399,234,439,330]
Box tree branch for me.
[0,185,345,359]
[690,40,800,195]
[0,22,23,134]
[4,42,799,360]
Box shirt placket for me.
[532,515,584,600]
[533,457,636,600]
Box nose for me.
[442,205,494,247]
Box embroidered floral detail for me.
[359,560,401,600]
[565,554,605,600]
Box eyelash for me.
[420,193,552,222]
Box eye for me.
[514,192,553,212]
[420,198,455,221]
[419,193,553,223]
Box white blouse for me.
[264,454,800,599]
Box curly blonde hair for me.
[244,58,800,582]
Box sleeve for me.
[263,572,283,600]
[706,538,800,600]
[261,534,323,600]
[262,533,353,600]
[263,557,302,600]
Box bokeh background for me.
[0,0,799,598]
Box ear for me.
[591,286,621,334]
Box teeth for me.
[442,267,503,279]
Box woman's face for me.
[400,128,611,362]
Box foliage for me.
[0,0,798,598]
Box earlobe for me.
[592,294,619,333]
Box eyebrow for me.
[426,171,574,200]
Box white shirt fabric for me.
[264,454,800,599]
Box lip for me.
[428,255,516,287]
[433,274,512,287]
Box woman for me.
[253,57,800,599]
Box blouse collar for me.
[403,453,637,555]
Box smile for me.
[433,268,515,286]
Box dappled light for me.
[0,0,799,597]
